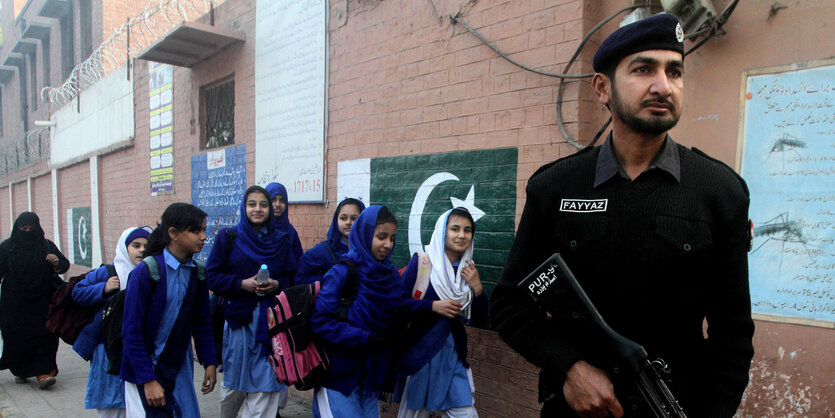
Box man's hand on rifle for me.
[564,360,624,418]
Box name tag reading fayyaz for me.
[560,199,607,213]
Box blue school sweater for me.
[120,252,216,385]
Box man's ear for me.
[592,73,611,106]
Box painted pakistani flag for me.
[337,148,517,296]
[67,207,93,267]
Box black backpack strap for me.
[104,264,117,278]
[224,229,237,268]
[337,260,360,321]
[325,244,338,264]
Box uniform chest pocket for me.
[654,215,712,254]
[554,215,609,251]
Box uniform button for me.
[683,243,692,251]
[570,240,578,248]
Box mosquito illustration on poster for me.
[765,133,806,168]
[751,212,822,280]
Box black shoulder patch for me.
[691,147,749,196]
[530,145,595,181]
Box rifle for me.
[519,253,687,418]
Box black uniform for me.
[490,135,755,417]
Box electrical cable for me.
[685,0,739,56]
[450,16,594,79]
[556,4,654,148]
[453,1,739,149]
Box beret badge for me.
[675,22,684,43]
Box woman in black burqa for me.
[0,212,70,389]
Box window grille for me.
[201,78,235,149]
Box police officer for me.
[490,13,754,417]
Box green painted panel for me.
[369,148,517,299]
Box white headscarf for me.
[114,227,152,290]
[426,209,475,320]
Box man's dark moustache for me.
[642,98,674,110]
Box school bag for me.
[102,255,206,375]
[265,260,360,391]
[46,264,117,345]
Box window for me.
[79,0,93,60]
[42,37,50,87]
[60,8,74,81]
[0,89,4,136]
[18,61,28,132]
[200,77,235,149]
[29,52,37,111]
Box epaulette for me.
[529,145,595,181]
[691,147,749,196]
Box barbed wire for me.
[40,0,223,108]
[0,128,50,175]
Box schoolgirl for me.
[73,226,152,417]
[207,185,298,417]
[395,208,488,418]
[311,205,440,418]
[120,203,217,417]
[295,198,365,285]
[265,182,304,262]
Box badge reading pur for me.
[559,199,608,213]
[675,22,684,43]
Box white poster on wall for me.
[255,0,327,202]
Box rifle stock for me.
[519,253,687,418]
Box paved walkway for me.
[0,341,313,417]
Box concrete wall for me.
[51,64,134,166]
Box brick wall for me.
[99,0,151,55]
[0,185,9,237]
[57,160,91,277]
[11,180,28,217]
[32,172,54,240]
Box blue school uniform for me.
[120,250,217,417]
[207,229,293,393]
[72,266,125,410]
[295,200,365,285]
[396,255,489,411]
[207,184,302,397]
[311,206,424,417]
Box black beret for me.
[593,13,685,73]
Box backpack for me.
[265,259,360,390]
[46,264,117,345]
[102,255,206,375]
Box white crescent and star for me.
[408,172,484,255]
[78,216,89,260]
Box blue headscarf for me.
[234,186,294,273]
[265,182,290,231]
[327,198,366,256]
[264,182,301,271]
[345,205,403,332]
[344,205,406,397]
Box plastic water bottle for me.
[256,264,269,296]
